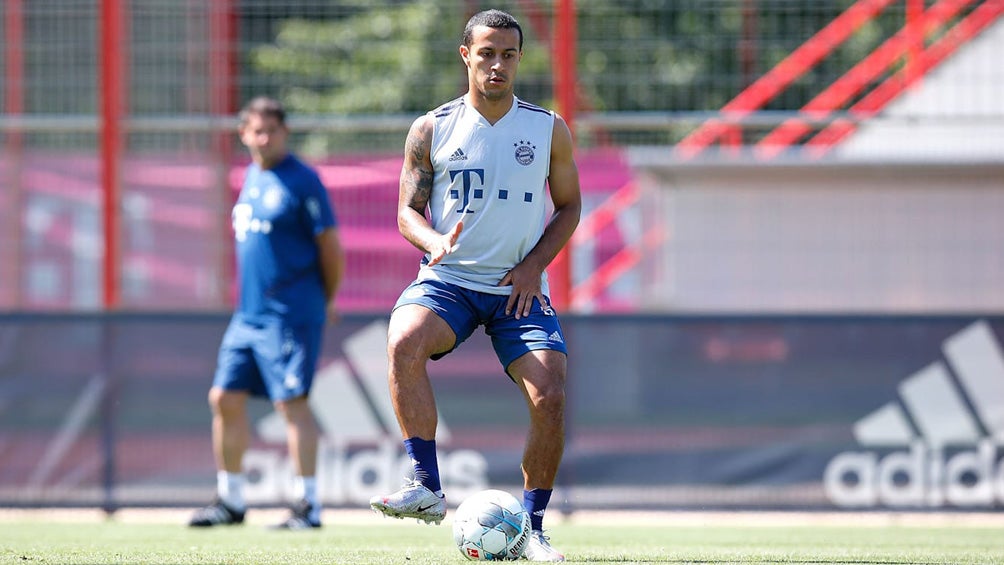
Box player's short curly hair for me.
[462,9,523,51]
[239,96,286,126]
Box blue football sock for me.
[523,488,552,532]
[403,437,442,494]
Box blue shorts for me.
[394,279,568,371]
[212,314,323,401]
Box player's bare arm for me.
[316,227,344,323]
[500,115,582,318]
[398,115,463,266]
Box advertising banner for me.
[0,314,1001,511]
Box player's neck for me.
[256,151,289,170]
[467,92,514,125]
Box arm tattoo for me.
[407,130,426,163]
[403,131,434,212]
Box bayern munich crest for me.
[513,140,536,166]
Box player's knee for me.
[274,396,311,419]
[275,395,305,417]
[387,327,434,365]
[208,387,224,409]
[209,387,244,417]
[530,382,565,418]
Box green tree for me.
[251,0,461,115]
[248,1,552,152]
[247,0,922,148]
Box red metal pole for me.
[3,0,24,133]
[676,0,897,158]
[210,0,237,306]
[756,0,970,157]
[100,0,125,308]
[548,0,576,310]
[5,0,25,307]
[906,0,925,84]
[806,0,1004,156]
[553,0,577,137]
[3,0,25,117]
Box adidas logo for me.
[246,320,488,505]
[824,320,1004,508]
[548,331,563,344]
[449,148,468,161]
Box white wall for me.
[627,157,1004,312]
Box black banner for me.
[1,314,1001,511]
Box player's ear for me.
[459,44,471,66]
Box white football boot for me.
[369,480,446,525]
[523,530,565,562]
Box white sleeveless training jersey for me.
[417,94,555,295]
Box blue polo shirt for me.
[231,154,336,326]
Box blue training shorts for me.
[393,278,568,371]
[212,313,323,401]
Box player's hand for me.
[498,263,544,320]
[427,221,463,266]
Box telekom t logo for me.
[449,168,485,214]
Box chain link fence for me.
[2,1,1002,312]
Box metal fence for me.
[2,1,1003,313]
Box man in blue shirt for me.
[189,97,344,530]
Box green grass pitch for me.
[1,510,1002,564]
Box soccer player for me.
[368,9,580,562]
[188,96,344,530]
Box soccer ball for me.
[452,489,530,561]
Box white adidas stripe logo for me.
[824,320,1004,508]
[853,320,1004,448]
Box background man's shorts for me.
[212,314,323,401]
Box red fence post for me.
[548,0,576,310]
[100,0,127,309]
[210,1,238,306]
[4,0,25,306]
